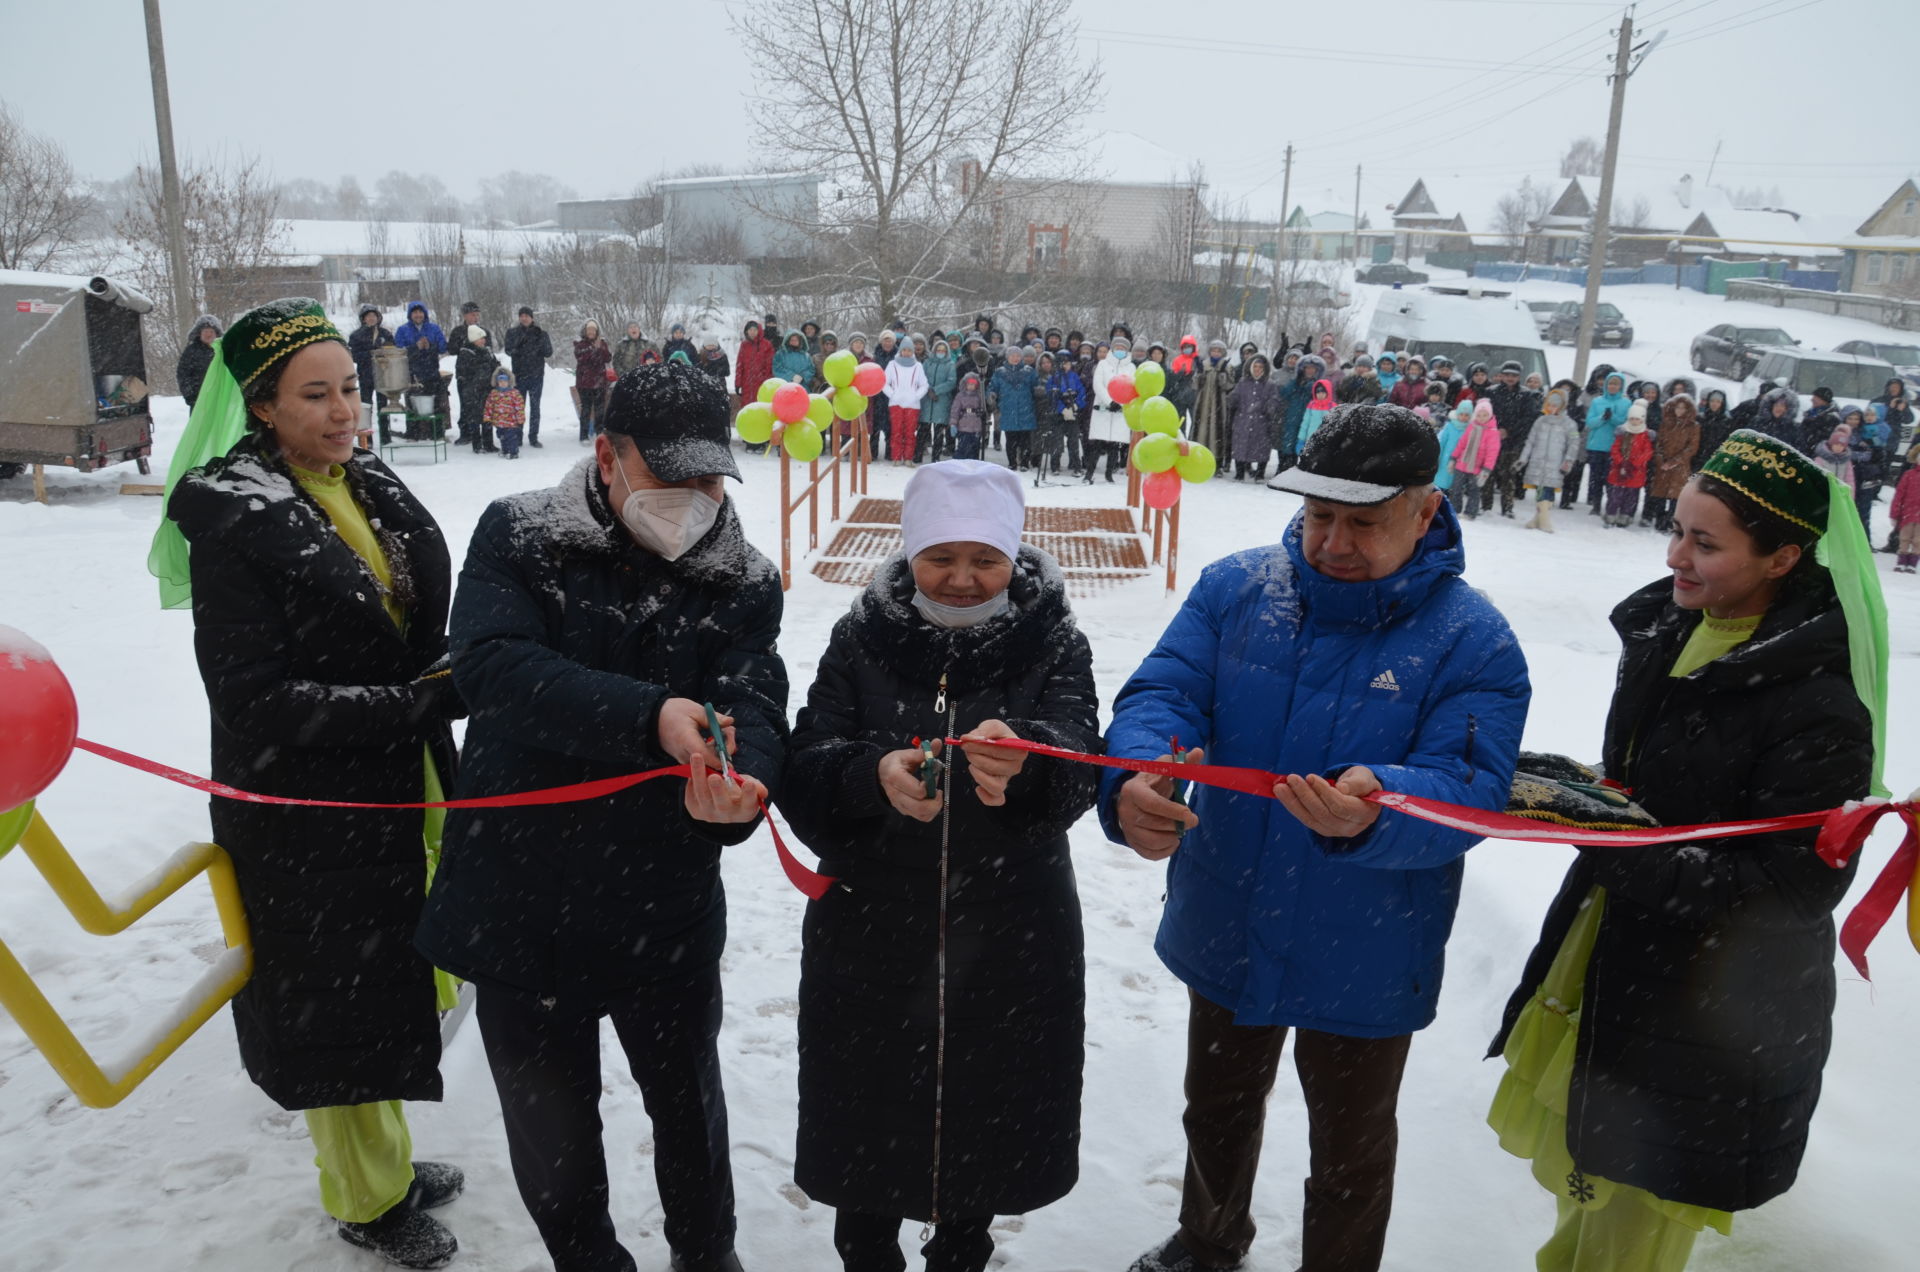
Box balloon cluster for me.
[734,349,882,463]
[0,626,78,823]
[1111,361,1214,510]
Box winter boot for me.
[1126,1233,1242,1272]
[409,1161,464,1210]
[1537,501,1555,533]
[337,1206,457,1270]
[668,1250,745,1272]
[1523,502,1543,530]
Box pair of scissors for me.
[702,702,737,787]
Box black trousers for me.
[1177,989,1412,1272]
[518,374,544,441]
[832,1209,994,1272]
[475,967,735,1272]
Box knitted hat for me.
[224,298,344,390]
[466,325,487,345]
[1621,401,1648,433]
[901,460,1024,561]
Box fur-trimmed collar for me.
[844,546,1075,695]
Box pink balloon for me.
[1142,469,1183,510]
[1109,376,1139,405]
[851,363,886,396]
[772,381,811,424]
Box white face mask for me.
[912,588,1010,629]
[613,473,722,561]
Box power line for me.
[1662,0,1824,47]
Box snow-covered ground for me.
[2,304,1918,1271]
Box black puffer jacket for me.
[1484,380,1543,450]
[781,548,1100,1221]
[416,460,787,995]
[1491,570,1871,1212]
[170,433,459,1110]
[346,306,394,394]
[175,315,221,408]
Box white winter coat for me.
[1517,413,1581,491]
[1091,354,1133,444]
[882,357,929,411]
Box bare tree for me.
[0,103,95,271]
[732,0,1097,325]
[1610,195,1653,229]
[1559,136,1603,179]
[473,170,579,228]
[373,170,460,221]
[116,151,286,383]
[1491,176,1553,246]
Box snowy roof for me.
[1690,208,1809,251]
[276,218,566,261]
[655,172,819,190]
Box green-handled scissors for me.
[703,702,737,786]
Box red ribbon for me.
[950,736,1919,979]
[71,737,838,901]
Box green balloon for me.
[1121,399,1142,430]
[832,386,869,420]
[822,348,859,389]
[784,422,825,462]
[0,799,32,862]
[806,393,835,430]
[1176,443,1216,483]
[1135,361,1167,398]
[1139,395,1181,436]
[1133,433,1179,474]
[757,377,781,404]
[736,402,775,444]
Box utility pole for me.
[1352,164,1362,263]
[1571,14,1635,389]
[1272,144,1293,347]
[143,0,193,339]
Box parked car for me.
[1544,300,1632,347]
[1741,349,1898,418]
[1354,261,1429,286]
[1526,300,1558,335]
[1831,338,1920,393]
[1689,324,1796,378]
[1366,290,1548,384]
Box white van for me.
[1740,349,1897,418]
[1366,289,1548,383]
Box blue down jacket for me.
[1099,500,1530,1036]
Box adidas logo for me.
[1370,669,1401,691]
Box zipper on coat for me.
[923,670,956,1240]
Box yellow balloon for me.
[823,348,859,389]
[1176,443,1216,483]
[1135,361,1167,398]
[784,422,825,462]
[833,386,869,420]
[736,402,775,444]
[757,378,781,404]
[1139,396,1181,436]
[1133,433,1179,474]
[806,394,835,430]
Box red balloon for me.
[772,381,812,424]
[851,363,886,397]
[1142,469,1183,510]
[0,628,78,811]
[1109,376,1139,405]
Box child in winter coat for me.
[1604,401,1653,526]
[1451,399,1502,519]
[1813,413,1857,492]
[882,344,930,465]
[1433,399,1473,498]
[951,372,988,461]
[1515,389,1578,531]
[1892,442,1920,572]
[482,368,525,459]
[1293,379,1336,452]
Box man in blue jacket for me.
[1109,405,1531,1272]
[419,361,785,1272]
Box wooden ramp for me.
[812,498,1150,596]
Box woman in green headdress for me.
[1486,428,1888,1271]
[150,300,467,1269]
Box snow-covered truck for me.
[0,271,156,495]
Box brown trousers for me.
[1177,989,1413,1272]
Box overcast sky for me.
[2,0,1911,230]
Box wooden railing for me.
[778,420,872,590]
[1123,428,1181,595]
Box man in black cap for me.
[1485,359,1543,517]
[503,305,554,447]
[419,360,786,1272]
[446,301,483,358]
[1108,404,1530,1272]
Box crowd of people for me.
[135,292,1902,1272]
[302,301,1919,566]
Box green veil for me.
[146,331,251,609]
[1815,470,1890,798]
